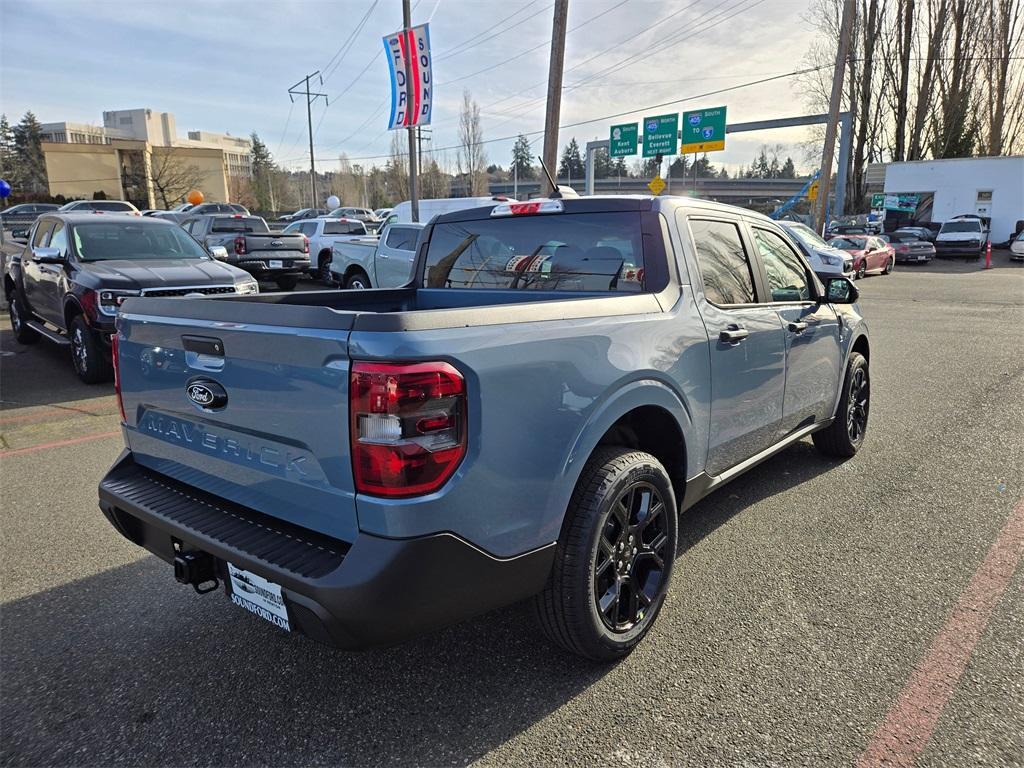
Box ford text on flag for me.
[383,24,433,130]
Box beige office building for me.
[39,108,251,209]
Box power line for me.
[433,0,544,61]
[320,0,380,84]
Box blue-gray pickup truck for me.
[98,196,870,660]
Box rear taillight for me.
[302,235,310,254]
[895,244,908,253]
[234,236,247,255]
[350,361,466,497]
[112,332,126,424]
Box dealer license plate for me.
[268,259,283,269]
[226,563,290,631]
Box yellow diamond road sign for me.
[648,176,666,196]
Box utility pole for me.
[815,0,855,233]
[542,0,569,196]
[403,0,419,221]
[288,71,328,209]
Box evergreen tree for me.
[692,155,716,177]
[669,156,688,177]
[612,156,628,178]
[558,138,584,181]
[749,147,771,178]
[592,147,613,179]
[717,167,729,179]
[250,132,276,211]
[510,134,535,180]
[13,111,47,194]
[0,114,17,186]
[779,157,796,179]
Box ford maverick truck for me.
[98,196,870,661]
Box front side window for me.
[32,220,55,247]
[688,219,756,305]
[753,228,812,302]
[48,223,68,256]
[71,223,210,261]
[423,211,646,292]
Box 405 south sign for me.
[383,24,433,130]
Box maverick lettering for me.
[138,412,311,478]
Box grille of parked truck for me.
[97,195,870,661]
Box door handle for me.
[719,325,749,343]
[788,321,809,333]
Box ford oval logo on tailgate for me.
[271,240,282,247]
[186,377,228,409]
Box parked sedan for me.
[1010,231,1024,261]
[886,232,936,263]
[57,200,139,214]
[828,235,895,278]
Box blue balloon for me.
[0,179,11,199]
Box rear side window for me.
[210,217,267,233]
[325,221,364,235]
[423,212,646,292]
[91,201,134,212]
[688,219,756,305]
[385,226,419,250]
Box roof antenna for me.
[537,155,561,199]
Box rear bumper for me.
[895,251,933,262]
[234,257,311,277]
[98,452,554,649]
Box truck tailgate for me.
[116,299,358,542]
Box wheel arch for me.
[562,379,695,513]
[63,294,85,330]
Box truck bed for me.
[119,286,669,333]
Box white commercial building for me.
[883,156,1024,242]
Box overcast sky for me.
[1,0,824,177]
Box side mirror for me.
[209,245,229,261]
[11,229,30,243]
[822,276,859,304]
[32,246,64,264]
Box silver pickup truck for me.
[281,217,369,283]
[329,221,424,289]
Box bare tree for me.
[980,0,1024,154]
[457,90,487,196]
[149,150,206,208]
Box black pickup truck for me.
[4,213,259,383]
[181,214,310,290]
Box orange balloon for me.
[186,190,204,206]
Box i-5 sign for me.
[642,114,679,158]
[609,123,638,157]
[680,107,727,154]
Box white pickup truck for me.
[329,222,424,289]
[282,218,369,282]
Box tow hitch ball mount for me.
[173,548,220,595]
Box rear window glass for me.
[211,217,267,233]
[90,201,134,211]
[325,221,365,235]
[423,212,645,292]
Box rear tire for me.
[70,316,112,384]
[533,446,677,661]
[813,351,869,458]
[275,276,299,291]
[317,251,333,284]
[345,270,371,290]
[8,292,39,344]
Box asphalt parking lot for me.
[2,256,1022,767]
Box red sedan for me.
[828,235,895,279]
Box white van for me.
[388,196,516,225]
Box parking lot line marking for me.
[0,408,116,427]
[0,430,120,458]
[856,499,1024,768]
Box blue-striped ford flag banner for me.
[383,24,433,130]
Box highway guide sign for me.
[383,24,433,129]
[681,107,726,154]
[610,123,639,157]
[642,114,679,157]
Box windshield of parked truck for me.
[939,221,982,233]
[424,211,646,292]
[72,222,209,261]
[784,222,830,249]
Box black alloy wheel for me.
[593,481,671,633]
[847,364,869,445]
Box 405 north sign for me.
[681,106,727,154]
